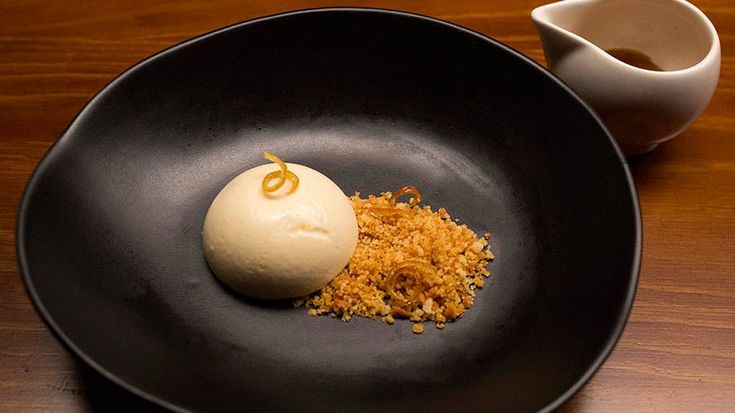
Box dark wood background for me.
[1,0,733,411]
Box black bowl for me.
[17,8,640,412]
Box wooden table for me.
[1,0,733,411]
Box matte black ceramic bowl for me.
[17,8,641,412]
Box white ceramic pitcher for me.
[532,0,720,155]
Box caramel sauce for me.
[605,48,664,71]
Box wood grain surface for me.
[1,0,733,411]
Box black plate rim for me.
[16,7,642,412]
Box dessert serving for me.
[203,153,494,333]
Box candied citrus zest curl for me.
[389,185,422,207]
[368,185,422,217]
[262,151,299,194]
[385,260,435,308]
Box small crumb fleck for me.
[412,323,424,334]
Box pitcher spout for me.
[531,0,599,71]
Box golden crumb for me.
[296,191,494,331]
[412,323,425,334]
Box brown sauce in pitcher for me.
[605,48,664,71]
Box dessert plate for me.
[17,8,641,412]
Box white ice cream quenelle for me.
[202,161,358,300]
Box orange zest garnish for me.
[389,185,422,206]
[385,260,435,312]
[262,151,299,194]
[368,185,422,218]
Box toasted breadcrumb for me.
[295,191,494,331]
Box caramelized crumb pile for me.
[293,191,494,333]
